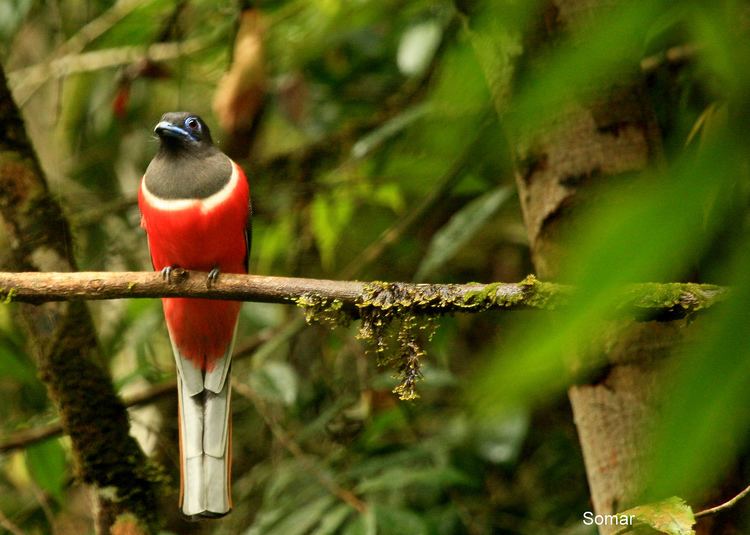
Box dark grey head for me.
[146,112,232,200]
[154,112,214,152]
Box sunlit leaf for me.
[371,183,405,213]
[621,497,695,535]
[311,193,355,270]
[397,21,442,76]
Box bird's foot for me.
[207,267,221,287]
[161,265,178,282]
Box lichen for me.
[622,282,726,315]
[356,282,445,400]
[295,293,350,328]
[461,282,504,309]
[298,277,567,400]
[127,282,137,291]
[518,274,563,309]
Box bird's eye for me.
[185,117,200,131]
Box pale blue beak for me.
[154,121,191,140]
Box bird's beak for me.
[154,121,190,140]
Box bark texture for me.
[508,2,679,533]
[567,321,690,521]
[0,66,159,534]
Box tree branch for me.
[695,482,750,519]
[0,270,727,317]
[8,37,209,106]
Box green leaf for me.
[342,506,377,535]
[311,193,354,270]
[351,104,429,159]
[310,503,353,535]
[371,183,405,213]
[0,0,32,42]
[373,505,429,535]
[621,497,695,535]
[263,496,338,535]
[26,439,67,502]
[355,465,469,494]
[415,185,513,281]
[0,336,36,383]
[647,239,750,498]
[248,361,299,406]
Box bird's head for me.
[154,112,214,151]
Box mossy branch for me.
[0,270,727,315]
[0,270,726,401]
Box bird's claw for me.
[161,266,175,282]
[207,267,221,287]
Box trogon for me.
[138,111,251,519]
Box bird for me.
[138,111,251,519]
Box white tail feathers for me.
[172,324,236,519]
[177,377,232,518]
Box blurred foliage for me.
[0,0,749,534]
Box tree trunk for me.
[0,65,160,534]
[488,1,682,533]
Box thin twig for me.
[58,0,146,58]
[71,197,139,226]
[8,0,144,105]
[695,482,750,519]
[28,481,58,535]
[612,483,750,535]
[8,37,210,105]
[232,380,368,513]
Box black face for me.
[154,112,214,149]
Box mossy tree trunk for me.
[0,66,160,534]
